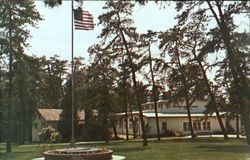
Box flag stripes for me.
[74,9,95,30]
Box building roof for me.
[37,109,62,121]
[116,106,226,118]
[37,108,86,122]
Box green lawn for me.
[0,138,249,160]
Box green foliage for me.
[0,0,42,151]
[38,126,62,143]
[161,130,176,137]
[44,0,62,8]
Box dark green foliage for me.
[39,55,67,109]
[44,0,62,8]
[97,1,148,146]
[39,126,62,143]
[0,0,42,152]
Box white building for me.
[115,100,240,137]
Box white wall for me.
[146,116,239,136]
[116,115,240,136]
[116,114,142,136]
[32,114,45,142]
[32,114,59,142]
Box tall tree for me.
[0,0,41,152]
[98,1,148,146]
[173,0,249,143]
[86,44,118,143]
[140,30,161,141]
[215,31,250,138]
[159,7,228,139]
[117,60,130,140]
[59,57,84,141]
[159,26,208,139]
[40,55,67,108]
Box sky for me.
[27,1,177,63]
[26,1,249,64]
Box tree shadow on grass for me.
[80,142,124,148]
[113,147,148,153]
[0,146,5,150]
[196,145,249,153]
[167,138,246,144]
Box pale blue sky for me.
[26,1,249,63]
[27,1,178,62]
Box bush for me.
[161,130,176,137]
[39,126,62,143]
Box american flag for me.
[74,8,95,30]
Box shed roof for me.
[37,109,62,121]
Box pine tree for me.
[140,30,161,141]
[0,0,41,152]
[172,0,249,143]
[159,6,228,139]
[98,1,148,146]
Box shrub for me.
[39,126,62,143]
[161,130,176,137]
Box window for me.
[203,122,211,131]
[197,122,201,131]
[34,123,38,129]
[183,122,190,131]
[193,121,201,131]
[193,122,197,130]
[162,122,167,130]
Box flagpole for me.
[70,0,75,148]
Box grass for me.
[0,137,249,160]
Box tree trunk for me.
[103,115,109,144]
[185,98,195,139]
[124,109,129,140]
[176,52,195,139]
[129,106,137,139]
[113,120,118,139]
[148,44,161,141]
[122,85,129,140]
[206,0,250,142]
[6,8,13,152]
[19,89,25,145]
[6,51,13,152]
[236,113,240,139]
[28,107,32,143]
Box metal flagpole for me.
[70,0,75,148]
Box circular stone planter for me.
[32,155,125,160]
[35,147,125,160]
